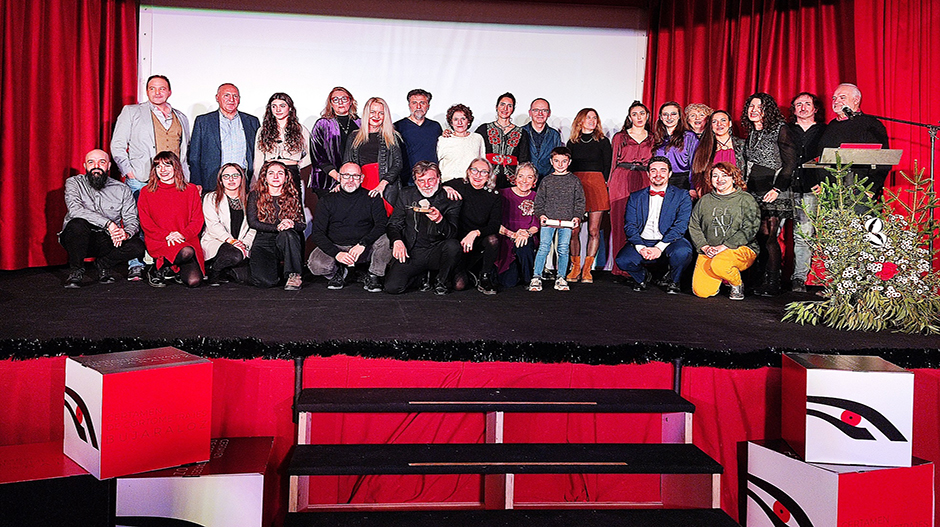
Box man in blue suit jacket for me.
[188,83,260,192]
[615,156,693,294]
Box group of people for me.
[60,75,889,300]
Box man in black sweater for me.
[385,161,462,294]
[307,162,390,291]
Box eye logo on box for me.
[115,516,206,527]
[747,473,815,527]
[64,386,99,450]
[806,395,907,442]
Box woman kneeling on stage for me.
[247,161,306,290]
[138,151,205,288]
[201,164,256,285]
[688,162,760,301]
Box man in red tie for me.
[614,156,694,294]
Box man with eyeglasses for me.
[394,89,443,186]
[306,163,391,291]
[522,98,563,181]
[188,83,261,192]
[384,161,462,295]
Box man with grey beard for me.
[59,149,145,288]
[384,161,461,294]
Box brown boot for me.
[566,256,582,282]
[582,256,595,283]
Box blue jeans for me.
[792,192,817,281]
[533,226,571,279]
[126,178,147,269]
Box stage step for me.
[284,509,741,527]
[288,443,722,476]
[296,388,695,414]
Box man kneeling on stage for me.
[59,149,146,288]
[385,161,462,295]
[307,162,391,292]
[615,156,694,294]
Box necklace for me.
[580,133,594,143]
[337,115,353,136]
[716,136,732,150]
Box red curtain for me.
[0,0,137,270]
[644,0,938,187]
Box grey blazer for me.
[110,102,191,183]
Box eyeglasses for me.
[331,96,350,103]
[530,108,550,114]
[469,168,490,176]
[339,173,363,180]
[221,173,242,181]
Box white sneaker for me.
[729,284,744,300]
[554,277,569,291]
[527,277,542,292]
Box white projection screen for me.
[138,2,647,137]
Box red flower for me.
[876,262,898,281]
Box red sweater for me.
[138,182,205,272]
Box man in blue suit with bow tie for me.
[188,83,260,192]
[615,156,693,294]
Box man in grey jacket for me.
[109,74,190,279]
[60,149,145,288]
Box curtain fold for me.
[0,0,136,270]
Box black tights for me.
[163,246,202,287]
[454,234,499,291]
[757,216,781,278]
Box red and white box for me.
[64,346,212,479]
[782,353,913,467]
[746,440,933,527]
[115,437,272,527]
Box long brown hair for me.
[569,108,606,143]
[691,110,733,195]
[212,163,247,210]
[259,92,304,155]
[653,101,689,152]
[146,151,187,192]
[252,161,302,224]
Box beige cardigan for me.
[200,193,257,260]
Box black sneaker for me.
[64,268,84,288]
[477,273,497,295]
[418,272,432,292]
[127,265,144,281]
[147,265,167,288]
[665,281,681,295]
[327,266,348,290]
[363,272,382,293]
[632,280,648,292]
[433,279,449,295]
[791,278,807,293]
[95,261,115,284]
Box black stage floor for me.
[2,266,939,354]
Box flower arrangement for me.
[783,161,940,333]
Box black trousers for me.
[384,239,461,294]
[59,219,145,270]
[249,230,304,288]
[207,242,250,282]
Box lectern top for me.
[785,353,908,373]
[70,346,209,374]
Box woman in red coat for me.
[138,151,205,287]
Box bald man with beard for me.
[59,149,145,288]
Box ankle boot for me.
[582,256,595,283]
[566,256,582,282]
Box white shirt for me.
[636,190,671,252]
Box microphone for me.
[842,107,856,119]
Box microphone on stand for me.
[842,107,856,119]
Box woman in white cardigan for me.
[201,164,256,285]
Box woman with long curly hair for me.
[138,151,205,288]
[740,92,799,296]
[310,86,360,191]
[247,161,306,290]
[253,92,311,194]
[653,101,700,191]
[608,101,655,276]
[564,107,611,284]
[344,96,403,215]
[690,110,745,198]
[201,163,255,285]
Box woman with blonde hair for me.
[564,107,611,284]
[201,163,256,285]
[138,151,205,288]
[344,96,403,214]
[310,86,360,191]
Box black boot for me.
[477,272,497,295]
